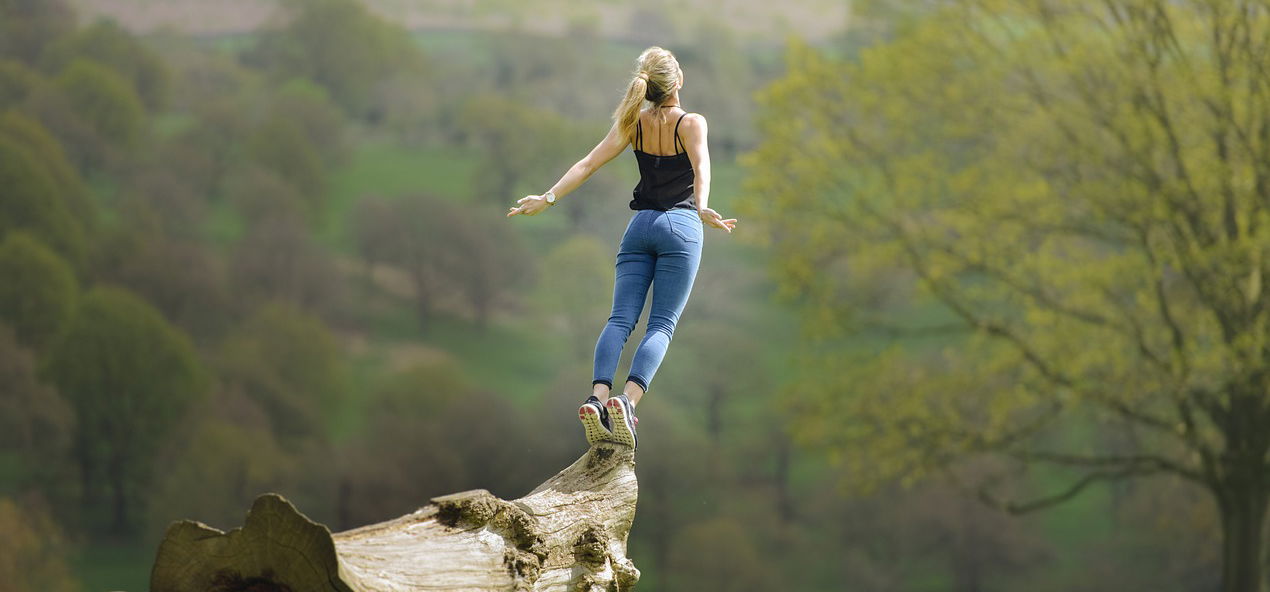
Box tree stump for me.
[150,442,639,592]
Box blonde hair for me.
[613,46,682,145]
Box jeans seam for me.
[667,215,700,243]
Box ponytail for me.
[614,47,681,145]
[614,73,648,145]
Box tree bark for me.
[150,442,639,592]
[1216,478,1268,592]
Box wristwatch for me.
[543,191,557,206]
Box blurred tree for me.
[43,286,205,535]
[217,303,349,447]
[0,59,43,109]
[0,0,76,64]
[339,359,537,527]
[352,194,467,333]
[448,213,526,329]
[167,97,252,199]
[243,0,426,121]
[746,3,1270,590]
[0,232,77,350]
[0,134,87,264]
[674,22,756,158]
[266,78,348,169]
[664,517,777,592]
[40,19,170,111]
[0,495,79,592]
[229,208,339,313]
[145,29,253,114]
[484,30,601,112]
[120,164,208,237]
[0,110,93,226]
[0,326,75,495]
[534,235,612,358]
[244,114,326,214]
[23,76,108,174]
[372,71,440,146]
[897,472,1049,591]
[459,95,579,206]
[53,58,147,170]
[95,220,230,341]
[147,419,296,533]
[667,322,766,449]
[224,165,309,228]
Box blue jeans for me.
[593,208,703,392]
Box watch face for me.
[546,194,556,204]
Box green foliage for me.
[0,0,76,64]
[167,97,253,198]
[267,78,348,168]
[665,517,777,592]
[244,0,426,120]
[353,193,515,331]
[95,227,229,340]
[0,134,86,263]
[341,359,537,525]
[0,326,75,494]
[41,19,170,110]
[0,110,93,223]
[244,115,326,209]
[217,303,349,446]
[229,208,339,312]
[459,95,581,204]
[534,235,613,357]
[322,142,478,247]
[0,58,43,109]
[147,420,296,532]
[43,286,204,534]
[0,232,77,350]
[54,58,146,150]
[0,496,79,592]
[748,5,1270,585]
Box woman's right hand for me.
[698,207,737,233]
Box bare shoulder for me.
[680,113,708,136]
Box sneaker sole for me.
[605,398,638,450]
[578,402,611,446]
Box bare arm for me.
[681,114,736,233]
[507,122,629,217]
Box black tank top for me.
[629,112,695,212]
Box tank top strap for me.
[635,119,643,151]
[673,112,688,154]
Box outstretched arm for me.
[507,122,629,217]
[681,114,736,233]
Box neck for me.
[660,91,682,108]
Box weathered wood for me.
[150,442,639,592]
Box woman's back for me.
[634,108,690,156]
[630,108,695,212]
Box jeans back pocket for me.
[667,211,702,243]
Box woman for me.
[507,47,737,449]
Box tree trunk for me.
[150,442,640,592]
[1216,479,1268,592]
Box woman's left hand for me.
[699,207,737,233]
[507,195,551,217]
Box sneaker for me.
[605,395,638,450]
[578,395,613,446]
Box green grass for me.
[320,142,480,250]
